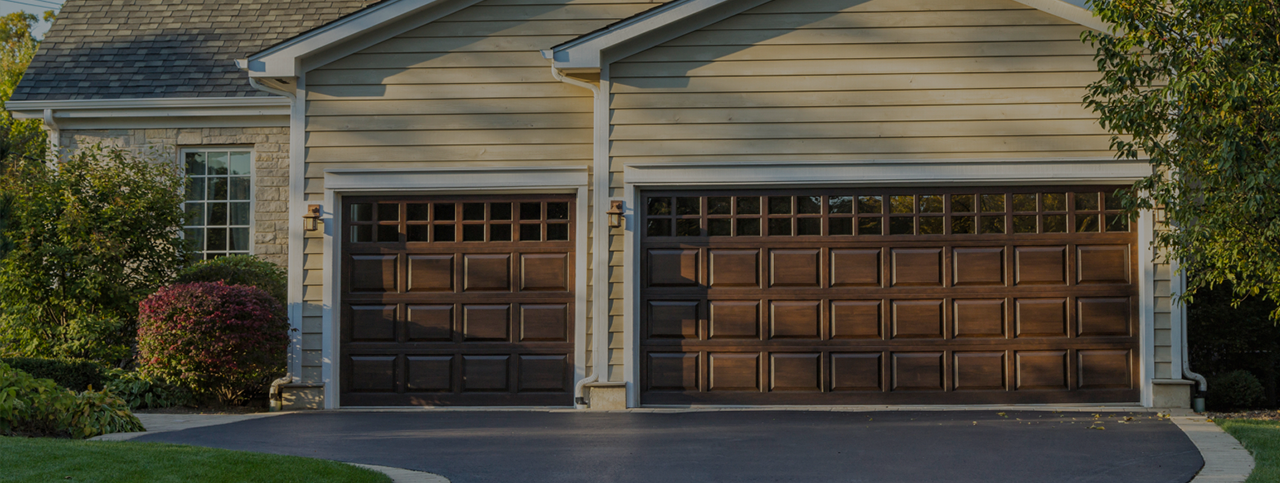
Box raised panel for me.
[350,255,397,292]
[462,355,509,392]
[647,353,699,391]
[771,249,819,287]
[1016,351,1068,390]
[350,305,396,342]
[710,301,759,339]
[891,248,942,286]
[831,301,881,339]
[1078,350,1131,389]
[1078,245,1130,284]
[892,300,943,339]
[892,352,944,391]
[831,353,881,391]
[463,304,510,341]
[710,249,760,288]
[831,249,881,287]
[710,353,760,391]
[1078,297,1131,336]
[407,255,452,293]
[770,301,820,339]
[406,305,452,341]
[954,352,1006,390]
[648,301,699,339]
[521,253,568,291]
[649,249,699,287]
[349,356,397,392]
[770,353,820,392]
[518,355,568,392]
[406,356,452,392]
[953,247,1004,286]
[1015,246,1066,285]
[464,254,511,292]
[1015,298,1067,337]
[520,304,567,342]
[953,299,1005,338]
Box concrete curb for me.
[352,463,451,483]
[1165,411,1255,483]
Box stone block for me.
[587,383,627,410]
[280,386,323,410]
[1153,380,1193,409]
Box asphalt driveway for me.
[135,410,1202,483]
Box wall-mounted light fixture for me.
[303,204,322,231]
[607,200,625,228]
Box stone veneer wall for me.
[58,127,290,266]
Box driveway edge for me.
[352,463,451,483]
[1166,411,1254,483]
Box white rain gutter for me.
[42,108,59,153]
[246,76,301,412]
[550,67,607,409]
[1172,259,1208,393]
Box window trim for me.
[180,146,256,259]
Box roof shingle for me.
[13,0,381,101]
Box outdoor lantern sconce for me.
[303,204,322,231]
[607,200,625,228]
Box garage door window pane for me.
[768,196,792,215]
[919,195,943,213]
[1106,214,1130,232]
[675,219,700,236]
[920,216,943,234]
[769,218,792,236]
[858,217,882,235]
[737,197,761,215]
[829,196,853,214]
[889,217,913,235]
[798,196,821,214]
[407,225,429,242]
[521,224,543,241]
[889,196,914,214]
[352,225,373,242]
[952,216,975,234]
[491,203,512,221]
[1043,193,1066,211]
[951,194,975,213]
[797,218,821,235]
[830,217,853,235]
[1013,194,1037,212]
[548,223,570,240]
[351,203,374,222]
[1044,214,1067,233]
[857,196,882,214]
[1075,193,1100,211]
[1013,215,1037,233]
[708,219,731,236]
[463,203,485,221]
[676,198,700,216]
[378,225,400,242]
[463,224,485,241]
[980,194,1005,212]
[407,204,430,221]
[648,198,671,216]
[434,225,455,242]
[435,203,456,221]
[1076,214,1099,232]
[548,202,570,220]
[737,218,760,236]
[491,224,512,241]
[980,216,1005,234]
[708,197,732,215]
[521,202,543,220]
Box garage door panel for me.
[342,195,574,407]
[953,299,1005,338]
[891,300,944,339]
[710,249,760,288]
[831,301,882,339]
[709,301,760,339]
[642,187,1136,406]
[831,249,882,287]
[953,247,1005,286]
[351,255,398,292]
[406,305,453,342]
[709,353,760,391]
[770,301,820,339]
[890,248,942,286]
[407,255,453,293]
[770,249,819,287]
[1015,246,1067,285]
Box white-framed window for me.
[182,148,253,259]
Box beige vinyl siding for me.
[301,0,662,389]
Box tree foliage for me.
[1083,0,1280,316]
[0,145,192,364]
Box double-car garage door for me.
[339,187,1138,407]
[640,187,1139,405]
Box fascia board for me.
[7,97,291,119]
[549,0,1108,70]
[246,0,449,78]
[324,166,589,191]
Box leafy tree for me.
[0,145,193,365]
[0,11,56,258]
[1083,1,1280,316]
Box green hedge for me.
[0,361,144,438]
[0,357,107,392]
[175,255,286,308]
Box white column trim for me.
[1138,209,1157,407]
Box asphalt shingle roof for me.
[12,0,382,101]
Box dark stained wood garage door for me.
[640,187,1139,405]
[341,195,575,406]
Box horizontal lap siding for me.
[303,0,663,392]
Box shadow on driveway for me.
[135,410,1201,483]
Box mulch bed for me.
[1206,409,1280,421]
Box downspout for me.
[247,76,299,412]
[1173,260,1208,394]
[42,108,59,157]
[550,66,606,409]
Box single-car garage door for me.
[341,195,575,406]
[641,187,1138,405]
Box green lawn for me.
[0,436,392,483]
[1216,419,1279,483]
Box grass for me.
[0,436,392,483]
[1216,419,1280,483]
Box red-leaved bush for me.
[137,282,288,405]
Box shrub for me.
[0,362,144,438]
[1188,282,1280,406]
[0,145,191,365]
[1208,370,1266,411]
[175,255,287,308]
[102,369,191,410]
[137,282,288,405]
[0,358,106,392]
